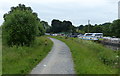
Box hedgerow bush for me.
[2,4,44,46]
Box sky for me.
[0,0,119,26]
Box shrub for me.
[2,4,43,46]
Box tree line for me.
[2,4,120,47]
[45,19,120,38]
[77,20,120,38]
[50,19,76,33]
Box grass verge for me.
[0,30,2,75]
[2,36,53,74]
[0,39,2,75]
[50,36,119,74]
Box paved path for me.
[30,38,75,74]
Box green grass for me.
[2,36,53,74]
[0,30,2,75]
[50,36,119,74]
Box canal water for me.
[104,44,120,51]
[99,40,120,51]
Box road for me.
[30,38,75,74]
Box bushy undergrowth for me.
[0,37,2,75]
[2,36,53,74]
[2,4,40,46]
[51,36,119,74]
[117,50,120,74]
[74,39,118,67]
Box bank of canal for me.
[100,38,120,51]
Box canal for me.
[105,44,120,51]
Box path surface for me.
[30,38,75,74]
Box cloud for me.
[0,0,119,25]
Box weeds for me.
[2,36,53,74]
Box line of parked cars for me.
[45,33,103,41]
[46,33,120,45]
[45,33,65,36]
[78,33,103,41]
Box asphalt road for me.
[30,38,75,74]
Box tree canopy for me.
[2,4,44,46]
[77,20,120,38]
[40,21,50,33]
[110,19,120,37]
[51,19,75,33]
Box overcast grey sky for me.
[0,0,119,26]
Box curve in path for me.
[30,38,75,74]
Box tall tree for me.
[51,19,74,33]
[92,25,102,33]
[2,4,43,46]
[110,19,120,37]
[101,22,112,36]
[41,21,50,33]
[51,19,62,33]
[62,20,73,32]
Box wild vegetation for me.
[0,28,2,75]
[1,3,120,75]
[48,19,76,33]
[50,36,119,74]
[40,21,51,33]
[46,19,120,38]
[2,4,53,74]
[78,20,120,37]
[2,4,45,46]
[2,36,53,74]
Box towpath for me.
[30,38,75,74]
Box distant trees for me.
[77,19,120,38]
[40,21,51,33]
[2,4,44,46]
[51,19,75,33]
[62,20,72,32]
[78,24,108,35]
[37,21,45,36]
[92,25,102,33]
[101,23,112,36]
[51,19,62,33]
[50,19,120,38]
[110,19,120,37]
